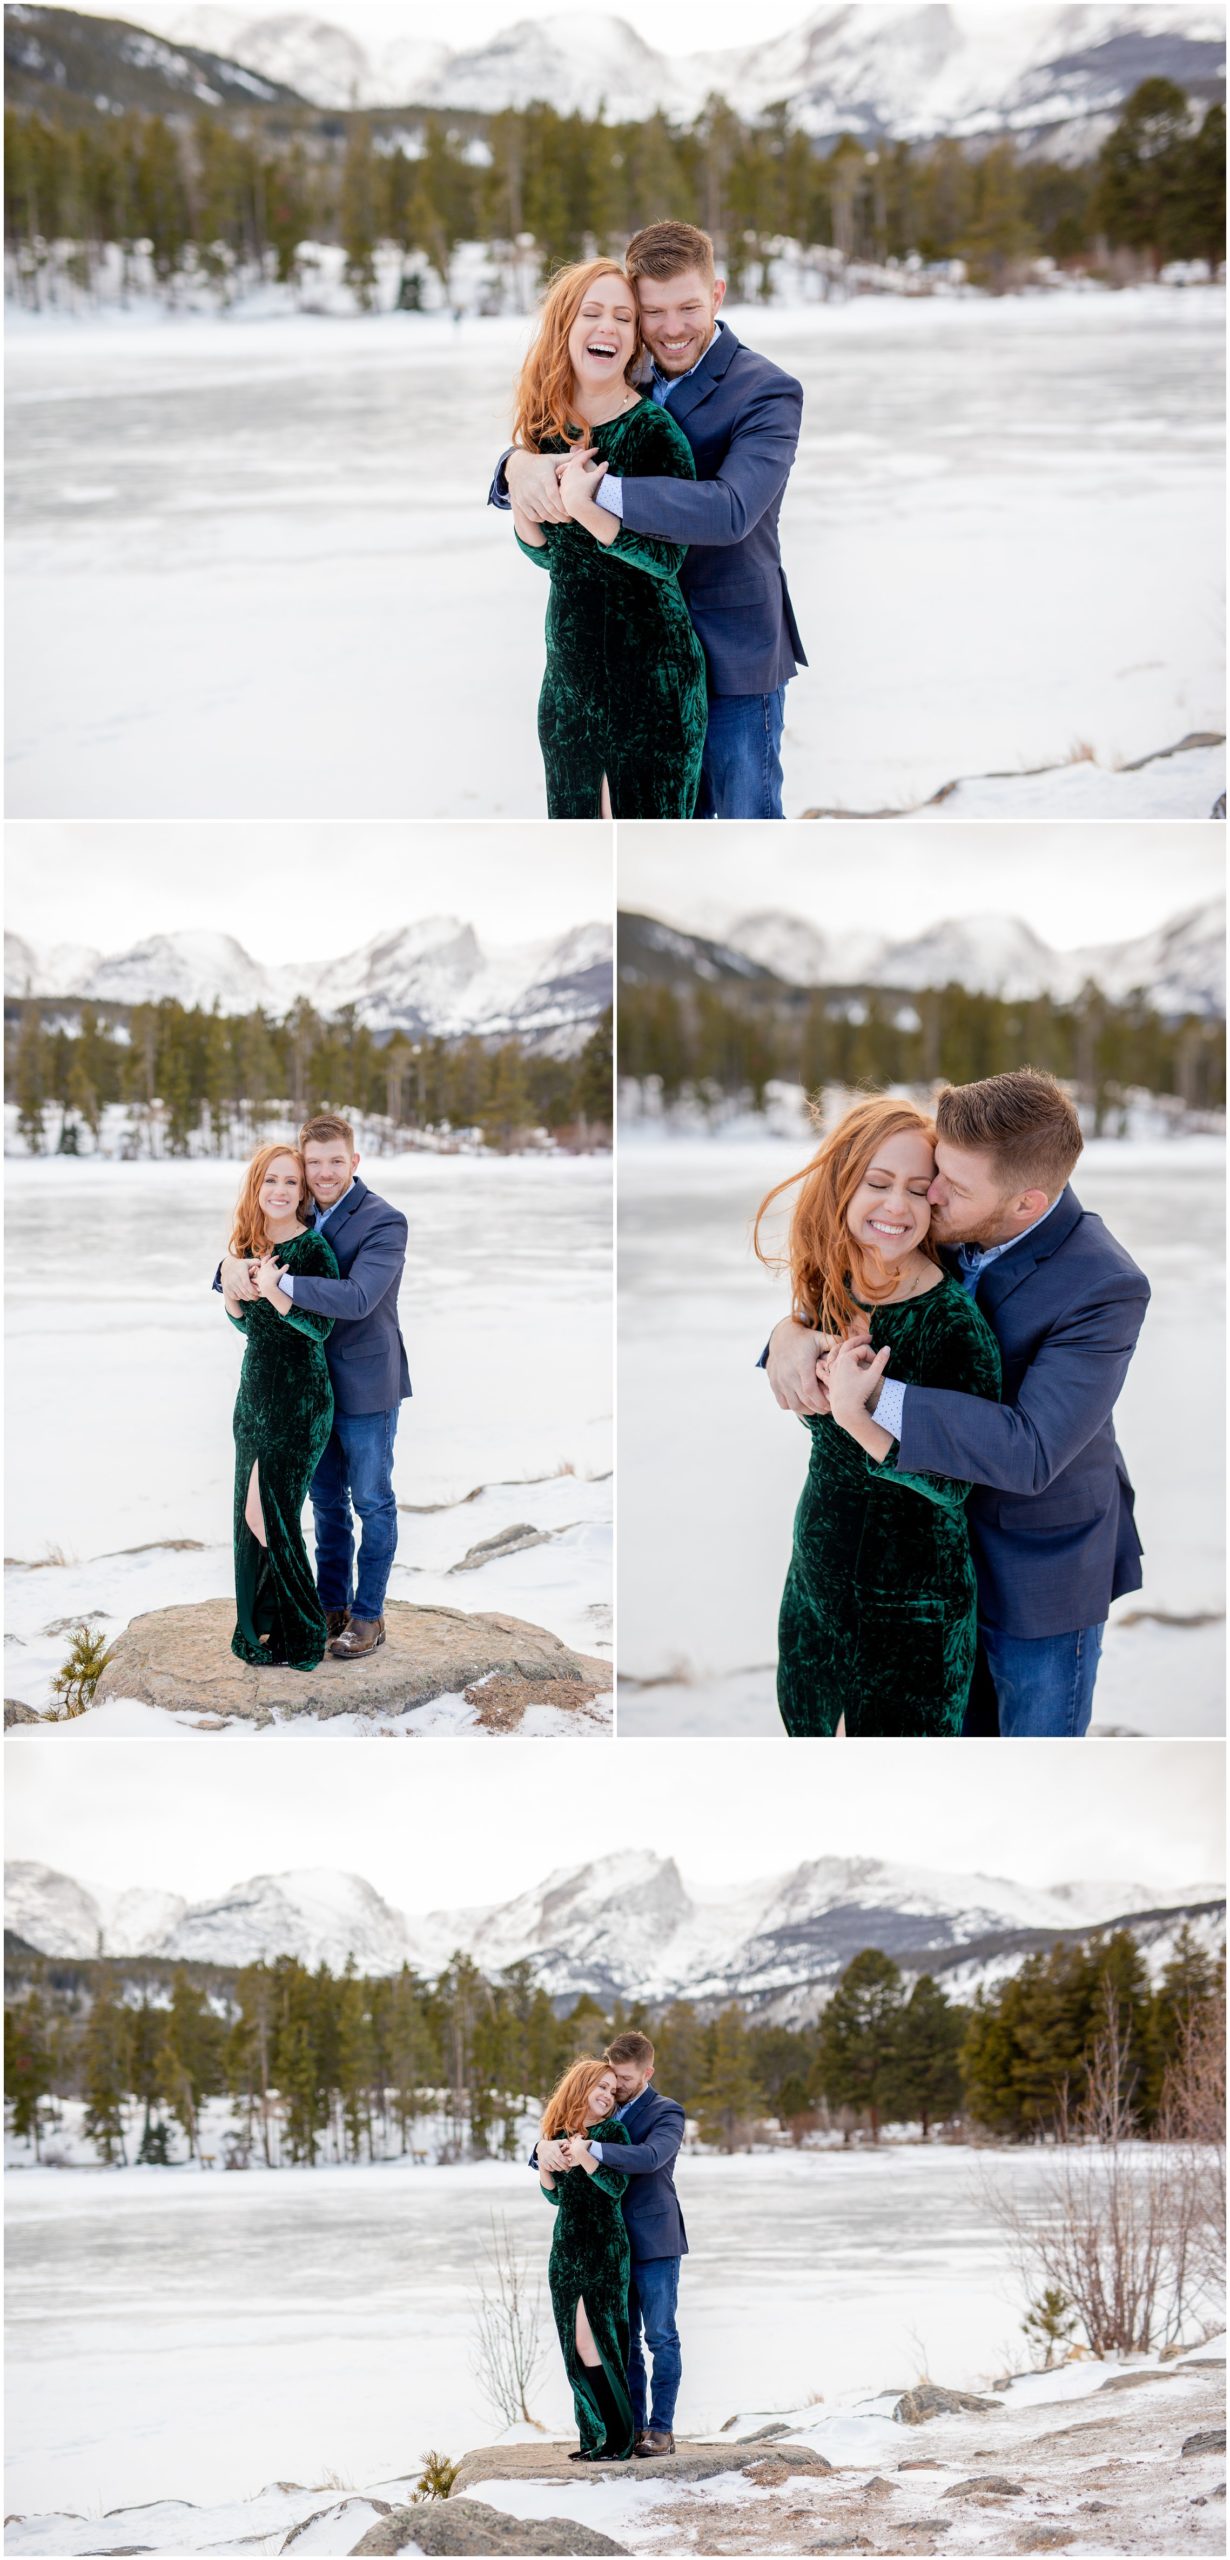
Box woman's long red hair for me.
[541,2057,616,2141]
[512,259,642,452]
[229,1142,310,1258]
[753,1094,939,1338]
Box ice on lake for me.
[6,289,1224,819]
[617,1133,1225,1737]
[4,1154,612,1704]
[2,2144,1092,2517]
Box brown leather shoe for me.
[324,1609,351,1641]
[328,1616,386,1660]
[634,2430,675,2457]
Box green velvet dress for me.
[227,1229,338,1672]
[515,397,708,819]
[541,2120,635,2460]
[777,1277,1002,1738]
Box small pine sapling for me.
[51,1622,115,1716]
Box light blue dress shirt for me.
[595,325,722,521]
[874,1195,1064,1442]
[277,1180,355,1303]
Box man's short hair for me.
[625,222,716,286]
[298,1112,356,1152]
[605,2030,655,2069]
[936,1070,1083,1198]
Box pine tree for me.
[890,1975,965,2137]
[5,1982,52,2153]
[82,1973,131,2164]
[695,2005,761,2150]
[816,1949,905,2140]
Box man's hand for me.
[827,1339,890,1430]
[537,2137,570,2173]
[505,448,571,524]
[765,1318,835,1416]
[220,1251,259,1301]
[562,2136,599,2175]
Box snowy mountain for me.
[713,897,1225,1015]
[8,1852,1222,2014]
[4,918,612,1055]
[29,2,1224,141]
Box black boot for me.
[587,2359,632,2460]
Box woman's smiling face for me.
[568,274,637,393]
[847,1128,935,1265]
[582,2070,618,2125]
[258,1155,302,1222]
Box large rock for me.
[451,2440,830,2496]
[91,1599,611,1725]
[352,2500,627,2555]
[893,2383,1001,2425]
[1182,2429,1226,2457]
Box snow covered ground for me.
[4,1154,611,1729]
[617,1132,1225,1737]
[6,289,1223,819]
[7,2143,1213,2528]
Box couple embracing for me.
[490,220,805,820]
[211,1114,411,1672]
[532,2032,685,2462]
[760,1070,1151,1739]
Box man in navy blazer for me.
[765,1072,1149,1736]
[216,1111,411,1660]
[534,2031,687,2455]
[493,220,806,821]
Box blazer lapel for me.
[975,1186,1082,1320]
[659,322,739,430]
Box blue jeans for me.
[626,2256,682,2434]
[980,1622,1105,1737]
[696,688,785,819]
[310,1406,400,1621]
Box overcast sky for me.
[63,0,818,56]
[6,1741,1223,1911]
[618,824,1225,950]
[7,823,612,961]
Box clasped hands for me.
[537,2134,598,2174]
[767,1316,891,1427]
[220,1250,289,1308]
[506,445,608,526]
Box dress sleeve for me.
[607,409,696,582]
[516,529,552,572]
[282,1234,338,1345]
[871,1298,1002,1515]
[591,2117,631,2201]
[540,2180,560,2210]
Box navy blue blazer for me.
[532,2084,688,2264]
[890,1188,1148,1639]
[491,323,806,697]
[214,1177,411,1418]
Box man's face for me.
[634,266,725,376]
[303,1140,358,1206]
[609,2056,652,2102]
[929,1140,1049,1248]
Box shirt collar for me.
[314,1179,356,1229]
[651,321,721,396]
[956,1190,1063,1278]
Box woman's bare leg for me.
[575,2296,600,2365]
[244,1460,267,1547]
[600,773,613,819]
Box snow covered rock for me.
[894,2382,1002,2423]
[451,2441,831,2496]
[352,2500,627,2555]
[91,1597,611,1724]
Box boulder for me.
[941,2477,1025,2501]
[91,1599,611,1724]
[451,2440,829,2497]
[352,2501,627,2556]
[4,1701,43,1728]
[893,2384,1001,2426]
[1181,2429,1226,2457]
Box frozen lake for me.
[4,1154,611,1689]
[6,290,1224,819]
[617,1134,1225,1736]
[3,2145,1087,2516]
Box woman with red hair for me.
[508,258,707,819]
[537,2058,635,2461]
[754,1095,1002,1736]
[223,1142,339,1671]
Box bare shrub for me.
[471,2211,547,2428]
[988,1991,1225,2357]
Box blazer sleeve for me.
[281,1233,338,1346]
[610,2099,684,2177]
[869,1297,1002,1518]
[604,409,696,582]
[893,1273,1149,1498]
[286,1208,407,1323]
[616,372,802,550]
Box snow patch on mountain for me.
[719,897,1225,1014]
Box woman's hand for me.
[827,1338,889,1429]
[561,2135,600,2175]
[253,1256,290,1309]
[558,452,609,520]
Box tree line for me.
[617,974,1225,1131]
[6,996,612,1156]
[6,1921,1220,2166]
[5,80,1224,307]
